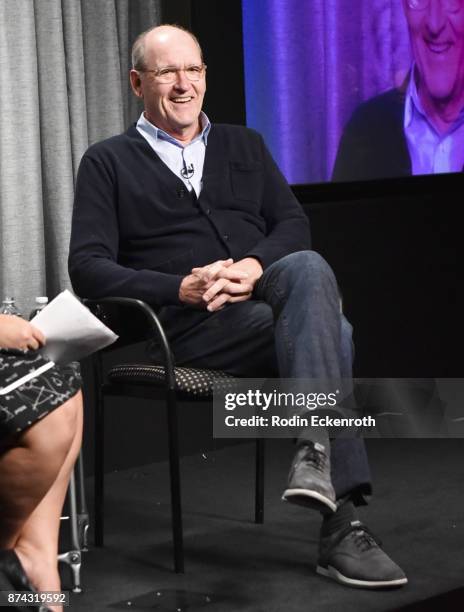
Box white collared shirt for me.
[136,111,211,197]
[404,66,464,175]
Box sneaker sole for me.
[316,564,408,589]
[282,488,337,514]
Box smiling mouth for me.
[425,41,452,54]
[171,97,193,103]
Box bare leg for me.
[0,391,83,612]
[0,392,81,547]
[16,393,83,611]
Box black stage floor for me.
[63,439,464,611]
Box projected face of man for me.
[403,0,464,127]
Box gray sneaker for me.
[317,520,408,588]
[282,442,337,514]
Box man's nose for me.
[425,0,447,34]
[173,69,191,90]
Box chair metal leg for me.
[94,387,105,547]
[76,450,89,551]
[255,438,265,524]
[58,551,82,594]
[58,470,82,593]
[166,388,184,573]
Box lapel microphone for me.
[181,163,194,179]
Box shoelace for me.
[326,522,383,554]
[349,528,379,552]
[302,446,326,472]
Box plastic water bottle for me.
[1,297,22,317]
[29,296,48,320]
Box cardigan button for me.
[206,208,211,215]
[223,234,229,241]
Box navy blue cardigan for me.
[69,123,310,307]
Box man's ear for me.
[129,70,143,98]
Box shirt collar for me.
[405,63,464,133]
[137,111,211,147]
[404,64,422,129]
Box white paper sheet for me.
[0,291,117,395]
[31,289,118,364]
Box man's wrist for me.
[178,275,190,303]
[240,257,263,280]
[243,255,263,271]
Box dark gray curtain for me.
[0,0,161,314]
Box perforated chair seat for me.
[107,364,236,398]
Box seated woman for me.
[0,313,83,612]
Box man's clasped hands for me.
[179,257,263,311]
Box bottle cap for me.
[35,296,48,304]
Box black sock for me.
[320,499,357,537]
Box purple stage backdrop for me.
[242,0,411,184]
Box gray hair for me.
[131,24,203,70]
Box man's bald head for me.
[131,24,203,71]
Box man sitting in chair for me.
[68,24,407,589]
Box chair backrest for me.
[84,298,163,351]
[83,297,176,388]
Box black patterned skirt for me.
[0,350,82,440]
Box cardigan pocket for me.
[229,161,263,203]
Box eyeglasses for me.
[138,64,207,84]
[407,0,462,12]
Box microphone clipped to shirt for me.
[178,161,194,199]
[181,162,194,179]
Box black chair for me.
[85,297,265,573]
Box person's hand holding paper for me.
[31,289,118,364]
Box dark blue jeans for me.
[154,251,372,502]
